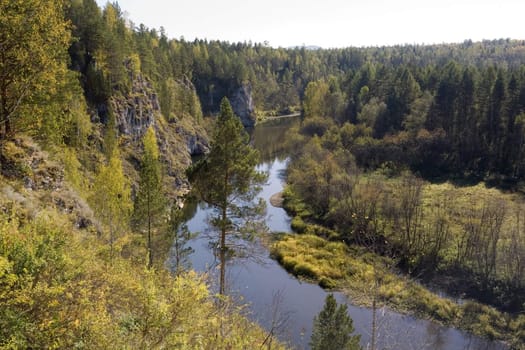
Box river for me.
[172,117,507,350]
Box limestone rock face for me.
[230,83,256,127]
[110,74,158,142]
[107,71,208,197]
[179,127,209,156]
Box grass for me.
[272,232,525,349]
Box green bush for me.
[294,262,319,279]
[319,277,337,289]
[291,216,307,233]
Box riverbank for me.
[269,191,284,207]
[271,208,525,349]
[258,112,301,123]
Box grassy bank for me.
[271,231,524,349]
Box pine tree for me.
[310,294,361,350]
[134,127,165,269]
[187,97,266,294]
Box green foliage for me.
[0,135,286,349]
[90,148,133,262]
[304,81,330,118]
[0,208,284,349]
[310,294,361,350]
[62,147,87,194]
[188,98,265,243]
[133,127,165,268]
[64,1,525,185]
[273,233,521,346]
[291,216,307,233]
[187,98,266,293]
[160,77,203,121]
[0,0,73,141]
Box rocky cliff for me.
[230,83,256,127]
[107,71,208,196]
[110,74,158,142]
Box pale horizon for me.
[95,0,525,48]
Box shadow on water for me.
[251,117,302,162]
[173,117,507,350]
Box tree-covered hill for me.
[65,1,525,182]
[2,0,525,348]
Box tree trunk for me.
[371,274,378,350]
[147,195,153,269]
[219,204,227,295]
[219,247,226,296]
[5,118,10,137]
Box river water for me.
[173,117,507,350]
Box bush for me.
[291,216,307,233]
[319,277,337,289]
[294,262,319,279]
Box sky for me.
[95,0,525,48]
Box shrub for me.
[291,216,307,233]
[294,262,319,279]
[319,277,337,289]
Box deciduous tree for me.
[134,127,165,269]
[90,149,132,263]
[0,0,71,140]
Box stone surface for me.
[230,83,256,127]
[107,70,208,198]
[110,74,158,142]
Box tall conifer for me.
[187,97,266,294]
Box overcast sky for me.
[95,0,525,48]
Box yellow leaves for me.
[0,0,72,137]
[61,147,86,194]
[1,179,282,348]
[129,53,142,75]
[0,256,18,302]
[143,126,160,161]
[303,80,330,118]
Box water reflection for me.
[251,117,301,162]
[174,117,507,350]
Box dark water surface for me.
[173,117,507,350]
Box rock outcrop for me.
[107,70,208,197]
[110,74,158,143]
[0,136,97,230]
[177,126,208,156]
[230,83,256,127]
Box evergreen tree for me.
[134,126,165,269]
[310,294,361,350]
[187,97,266,294]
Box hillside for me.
[0,0,282,348]
[2,0,525,348]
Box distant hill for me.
[287,45,323,50]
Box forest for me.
[1,0,525,348]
